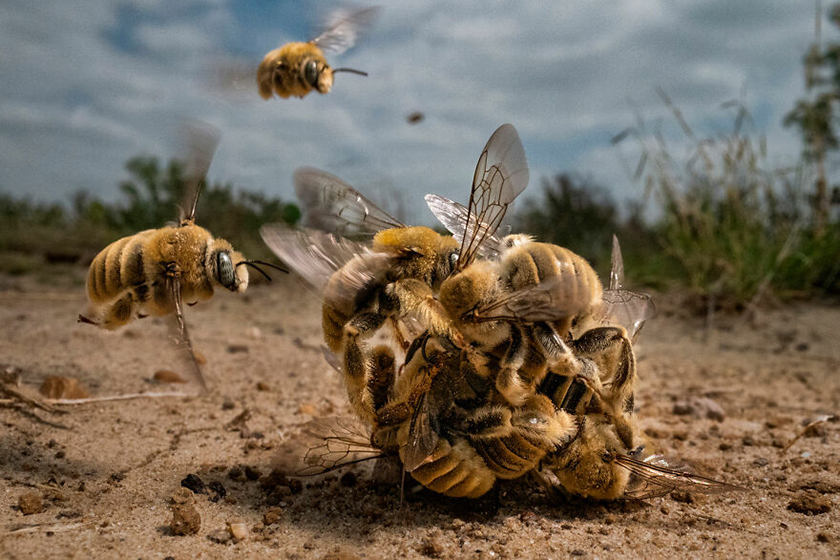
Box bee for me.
[257,6,379,100]
[261,124,528,424]
[78,123,286,390]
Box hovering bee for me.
[260,124,528,424]
[79,123,286,390]
[257,6,380,99]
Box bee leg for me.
[368,345,396,415]
[495,326,531,406]
[389,279,465,348]
[573,327,636,411]
[102,293,137,330]
[77,314,98,326]
[342,312,388,422]
[388,317,410,351]
[375,349,444,427]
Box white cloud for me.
[0,0,828,225]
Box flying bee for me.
[261,124,529,424]
[257,6,379,99]
[79,123,286,390]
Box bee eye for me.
[216,251,235,289]
[449,252,459,268]
[304,60,318,86]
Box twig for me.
[45,391,195,405]
[0,385,66,415]
[779,415,834,454]
[4,519,97,536]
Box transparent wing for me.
[600,290,657,341]
[294,167,404,238]
[600,235,656,340]
[401,392,439,472]
[260,223,391,295]
[474,267,591,323]
[609,234,625,291]
[616,453,742,500]
[458,124,529,269]
[310,5,381,55]
[297,417,386,476]
[177,120,221,224]
[424,194,504,260]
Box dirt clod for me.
[39,376,89,399]
[18,492,43,515]
[419,528,446,557]
[263,507,283,525]
[153,370,186,384]
[787,491,831,515]
[181,473,207,494]
[208,481,227,503]
[256,381,271,392]
[170,487,194,505]
[170,503,201,536]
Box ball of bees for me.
[264,123,737,502]
[257,6,379,99]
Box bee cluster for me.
[262,124,732,501]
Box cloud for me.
[0,0,827,224]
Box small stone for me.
[221,398,235,411]
[228,466,245,482]
[297,403,318,416]
[208,528,232,544]
[193,350,207,364]
[170,503,201,535]
[170,487,194,504]
[39,376,89,399]
[256,381,271,392]
[788,491,831,515]
[153,370,186,384]
[816,532,833,544]
[227,344,249,354]
[263,507,283,525]
[18,492,43,515]
[181,473,207,494]
[719,442,732,451]
[227,521,248,542]
[208,481,227,503]
[244,466,262,481]
[753,457,769,467]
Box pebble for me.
[18,492,43,515]
[170,503,201,535]
[788,491,831,515]
[181,473,207,494]
[263,507,283,525]
[227,521,248,542]
[153,370,186,384]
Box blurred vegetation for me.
[0,155,299,276]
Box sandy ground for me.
[0,270,838,559]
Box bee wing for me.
[615,453,743,500]
[310,6,381,55]
[600,289,657,341]
[458,124,529,269]
[177,121,221,224]
[609,234,625,291]
[297,417,386,476]
[476,267,591,323]
[167,274,207,392]
[402,392,439,473]
[294,167,405,238]
[424,194,504,260]
[260,223,391,295]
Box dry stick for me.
[44,391,195,406]
[4,519,97,536]
[0,384,66,415]
[779,415,834,455]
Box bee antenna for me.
[332,68,368,77]
[236,260,289,281]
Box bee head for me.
[211,249,248,293]
[301,58,334,93]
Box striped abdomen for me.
[404,437,496,498]
[500,242,603,337]
[86,230,156,305]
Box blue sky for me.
[0,1,830,224]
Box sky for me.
[0,1,830,224]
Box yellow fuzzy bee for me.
[257,6,379,100]
[79,123,286,390]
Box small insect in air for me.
[257,6,380,100]
[78,123,286,390]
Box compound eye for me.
[449,252,459,268]
[304,60,318,86]
[216,251,235,289]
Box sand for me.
[1,271,838,559]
